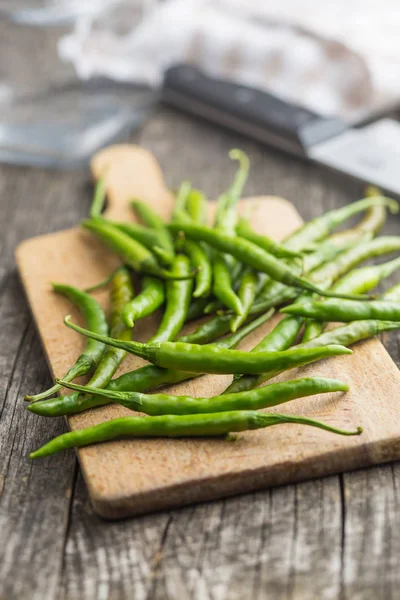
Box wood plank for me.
[0,164,88,600]
[58,471,170,600]
[16,140,400,520]
[341,464,400,600]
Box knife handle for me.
[163,64,347,156]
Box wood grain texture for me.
[2,106,400,599]
[16,142,400,520]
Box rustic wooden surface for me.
[2,107,400,598]
[15,143,400,521]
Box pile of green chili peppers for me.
[26,152,400,460]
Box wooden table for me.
[1,107,400,600]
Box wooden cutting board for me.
[16,145,400,519]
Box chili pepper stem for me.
[82,266,126,293]
[25,358,92,402]
[64,315,149,358]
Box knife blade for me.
[163,64,400,195]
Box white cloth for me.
[59,0,400,121]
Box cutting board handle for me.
[91,145,175,222]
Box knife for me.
[163,64,400,195]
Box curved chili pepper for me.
[59,376,348,416]
[28,311,273,417]
[63,318,352,375]
[168,223,370,300]
[173,185,213,298]
[302,255,400,342]
[310,236,400,285]
[111,221,173,264]
[130,198,175,264]
[282,299,400,322]
[304,320,400,349]
[213,254,243,315]
[187,297,210,321]
[283,196,398,251]
[212,150,249,314]
[89,176,106,219]
[148,254,193,342]
[122,276,164,328]
[215,149,249,232]
[225,312,304,394]
[172,181,192,221]
[229,282,400,394]
[185,188,208,224]
[230,268,258,332]
[25,284,108,402]
[183,239,212,298]
[179,308,274,346]
[236,217,303,260]
[252,234,400,318]
[66,266,133,397]
[30,410,361,459]
[204,262,245,315]
[82,218,192,280]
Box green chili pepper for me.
[215,149,249,232]
[236,217,303,260]
[122,276,164,328]
[282,299,400,322]
[302,255,400,342]
[185,189,208,224]
[29,410,362,459]
[183,239,212,298]
[64,317,352,374]
[213,254,243,315]
[303,319,400,350]
[310,236,400,285]
[89,176,106,219]
[83,266,122,293]
[179,308,274,345]
[228,282,400,394]
[299,236,400,340]
[212,150,250,314]
[25,284,108,402]
[252,234,400,318]
[299,282,400,351]
[225,312,304,394]
[204,262,245,315]
[249,236,361,317]
[56,267,134,400]
[301,321,325,344]
[187,297,210,321]
[130,198,175,264]
[28,312,273,417]
[82,218,190,280]
[287,281,400,358]
[59,376,348,416]
[204,298,222,315]
[168,223,370,300]
[283,196,398,252]
[149,254,193,342]
[228,190,394,316]
[230,268,258,332]
[108,221,172,265]
[173,185,213,298]
[172,181,192,221]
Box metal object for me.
[163,64,400,195]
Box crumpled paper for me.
[59,0,400,121]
